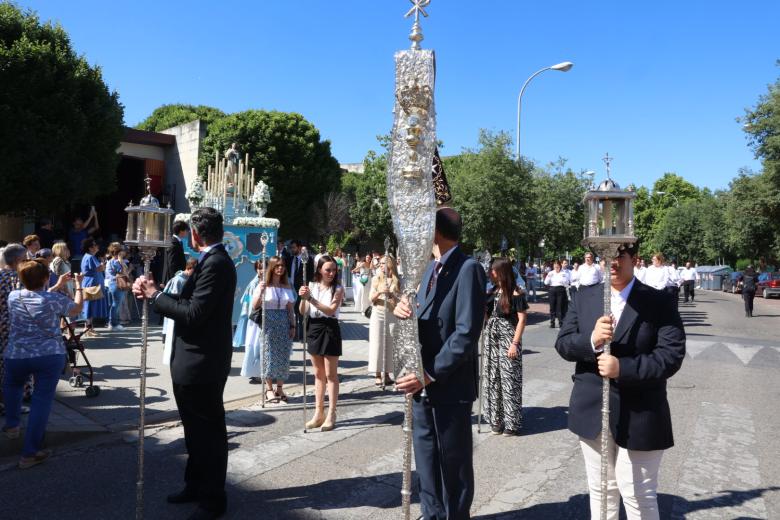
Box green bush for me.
[735,258,754,271]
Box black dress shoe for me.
[549,322,555,328]
[187,506,224,520]
[167,489,198,504]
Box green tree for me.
[527,163,589,260]
[0,3,124,214]
[653,200,705,263]
[741,62,780,186]
[135,103,225,132]
[444,130,535,251]
[201,110,341,239]
[344,149,393,244]
[724,170,778,261]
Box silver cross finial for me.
[405,0,431,49]
[603,152,613,180]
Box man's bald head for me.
[435,207,462,242]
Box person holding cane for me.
[554,244,685,519]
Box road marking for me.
[671,402,768,519]
[685,340,714,359]
[723,342,764,366]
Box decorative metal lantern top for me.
[125,176,176,249]
[582,155,636,250]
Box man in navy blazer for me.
[134,208,237,520]
[555,244,685,519]
[395,208,486,520]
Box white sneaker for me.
[109,324,125,331]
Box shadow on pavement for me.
[471,487,780,519]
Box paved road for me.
[1,289,779,519]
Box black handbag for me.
[364,306,372,319]
[249,307,263,326]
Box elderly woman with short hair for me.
[3,260,84,468]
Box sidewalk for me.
[1,296,552,459]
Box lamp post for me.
[125,176,175,520]
[656,191,680,207]
[516,61,574,159]
[582,177,636,520]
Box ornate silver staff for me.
[381,236,391,391]
[124,177,174,520]
[260,232,269,408]
[582,158,636,520]
[475,250,491,433]
[388,2,437,517]
[300,247,310,433]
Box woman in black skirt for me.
[299,255,344,431]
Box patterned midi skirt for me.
[241,309,293,380]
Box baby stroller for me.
[62,318,101,397]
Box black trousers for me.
[743,289,756,316]
[173,379,228,513]
[683,280,695,302]
[412,398,474,520]
[665,286,679,312]
[548,286,568,323]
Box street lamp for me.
[656,191,680,207]
[516,61,574,159]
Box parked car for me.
[756,272,780,299]
[722,271,743,294]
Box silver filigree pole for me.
[389,3,437,517]
[260,232,269,408]
[301,247,310,433]
[381,236,391,391]
[136,247,154,520]
[582,170,636,520]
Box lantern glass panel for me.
[126,212,137,242]
[156,214,167,243]
[144,213,157,243]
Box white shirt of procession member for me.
[591,277,636,352]
[578,263,603,287]
[634,266,646,284]
[544,269,570,287]
[680,267,698,282]
[570,268,581,288]
[644,265,670,290]
[666,265,681,287]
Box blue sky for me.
[17,0,780,191]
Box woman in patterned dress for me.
[0,244,27,415]
[484,257,529,436]
[248,256,296,403]
[80,238,108,335]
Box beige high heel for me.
[305,409,325,430]
[321,409,337,432]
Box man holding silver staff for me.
[554,242,685,520]
[133,208,237,520]
[395,207,486,520]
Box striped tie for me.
[426,261,442,296]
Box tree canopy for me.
[135,104,225,132]
[201,110,342,239]
[0,3,124,214]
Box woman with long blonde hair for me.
[368,255,399,386]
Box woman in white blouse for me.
[643,253,670,291]
[245,256,296,403]
[544,259,570,328]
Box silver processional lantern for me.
[124,175,175,520]
[581,155,636,520]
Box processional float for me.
[581,154,636,520]
[385,1,451,517]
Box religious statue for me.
[224,143,240,183]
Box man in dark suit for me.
[285,239,314,340]
[161,220,190,286]
[133,208,237,520]
[555,244,685,519]
[395,208,486,520]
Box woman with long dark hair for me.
[252,256,296,402]
[299,255,344,431]
[484,258,529,435]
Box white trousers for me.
[579,433,664,520]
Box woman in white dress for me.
[351,254,372,313]
[368,256,399,386]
